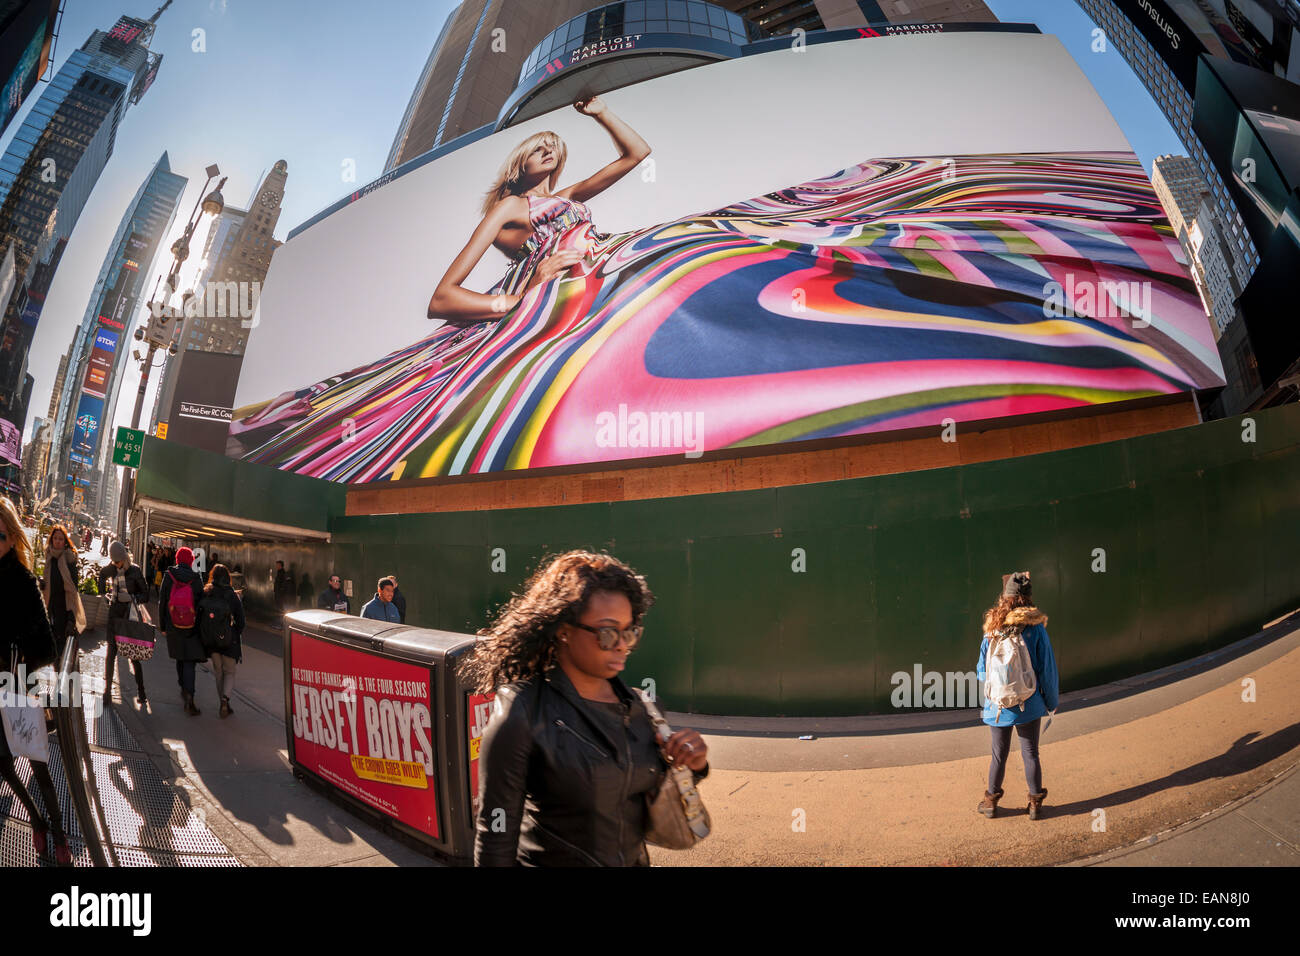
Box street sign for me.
[112,426,145,468]
[156,422,168,439]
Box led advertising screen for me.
[0,1,54,137]
[70,392,104,467]
[232,31,1224,483]
[81,328,119,400]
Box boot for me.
[1027,789,1048,820]
[183,692,201,716]
[977,788,1003,818]
[219,697,231,718]
[53,832,73,866]
[32,821,48,856]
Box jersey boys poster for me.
[289,631,439,840]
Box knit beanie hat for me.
[175,547,194,567]
[109,540,129,564]
[1002,570,1031,600]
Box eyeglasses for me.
[570,622,642,650]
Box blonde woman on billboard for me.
[426,96,650,326]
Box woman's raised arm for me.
[428,195,528,325]
[558,97,650,204]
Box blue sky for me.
[5,0,1183,441]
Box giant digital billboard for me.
[0,1,57,136]
[81,328,119,400]
[232,30,1224,483]
[70,392,104,467]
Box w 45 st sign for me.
[111,426,145,468]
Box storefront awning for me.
[132,495,331,544]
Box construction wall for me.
[329,405,1300,716]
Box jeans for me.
[210,653,237,700]
[176,660,197,695]
[988,718,1043,794]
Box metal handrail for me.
[52,636,118,867]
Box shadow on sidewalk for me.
[1047,722,1300,819]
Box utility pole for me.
[116,165,225,541]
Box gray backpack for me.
[984,626,1037,718]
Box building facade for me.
[151,161,287,452]
[46,150,185,516]
[0,7,167,492]
[385,0,997,172]
[1150,153,1243,337]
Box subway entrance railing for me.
[282,610,494,865]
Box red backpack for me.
[167,571,197,629]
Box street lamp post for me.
[115,164,224,541]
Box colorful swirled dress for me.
[229,151,1224,482]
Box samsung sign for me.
[1116,0,1206,93]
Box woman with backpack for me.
[975,571,1059,821]
[0,496,72,864]
[199,564,245,718]
[159,547,205,716]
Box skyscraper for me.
[151,161,287,453]
[1151,154,1243,337]
[384,0,996,173]
[1074,1,1263,290]
[46,150,185,515]
[0,4,169,492]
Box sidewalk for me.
[107,608,1300,867]
[104,608,434,867]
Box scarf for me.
[43,546,86,633]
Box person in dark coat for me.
[40,524,85,651]
[274,560,293,612]
[159,546,206,716]
[317,573,350,613]
[389,573,407,623]
[98,540,151,706]
[200,564,245,719]
[0,496,72,864]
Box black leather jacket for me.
[474,667,707,866]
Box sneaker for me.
[219,697,232,718]
[32,823,48,856]
[53,834,73,866]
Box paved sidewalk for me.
[102,606,1300,867]
[102,609,434,867]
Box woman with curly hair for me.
[975,571,1059,821]
[464,550,708,866]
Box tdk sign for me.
[95,330,117,351]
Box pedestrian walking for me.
[274,560,292,612]
[389,574,407,623]
[0,496,72,865]
[159,547,205,716]
[360,577,402,623]
[464,550,709,866]
[198,564,245,719]
[40,524,85,652]
[976,571,1060,820]
[318,573,350,613]
[98,541,151,706]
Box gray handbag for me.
[637,689,711,849]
